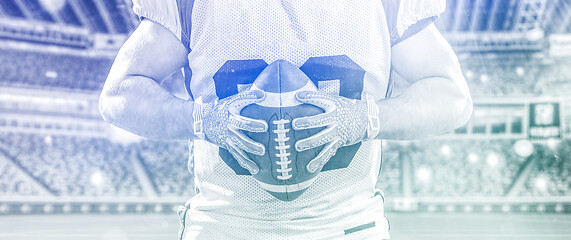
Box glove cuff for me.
[193,97,205,139]
[364,94,380,140]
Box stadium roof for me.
[0,0,568,35]
[438,0,569,34]
[0,0,570,53]
[0,0,138,34]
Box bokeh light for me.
[514,139,534,157]
[441,145,451,156]
[90,171,104,186]
[535,176,547,192]
[547,138,560,151]
[468,153,479,163]
[417,167,432,182]
[486,153,500,167]
[479,74,489,83]
[38,0,67,14]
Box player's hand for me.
[197,90,268,174]
[292,91,379,173]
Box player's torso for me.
[184,0,391,238]
[187,0,392,102]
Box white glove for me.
[292,91,380,173]
[194,90,268,174]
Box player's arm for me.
[100,19,266,173]
[377,23,473,140]
[99,19,193,140]
[292,23,472,170]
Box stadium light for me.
[486,153,499,167]
[547,138,560,151]
[43,204,54,213]
[154,204,163,213]
[464,70,474,80]
[62,204,72,213]
[463,205,473,213]
[416,168,431,182]
[440,145,451,156]
[535,175,547,192]
[135,204,145,213]
[514,139,534,158]
[44,135,53,145]
[468,153,479,163]
[38,0,67,14]
[21,204,31,214]
[483,205,492,213]
[0,203,9,214]
[90,171,104,186]
[526,28,545,41]
[427,205,437,212]
[501,204,511,213]
[445,205,455,213]
[480,74,489,83]
[99,204,109,213]
[555,204,564,213]
[81,204,90,213]
[117,204,127,213]
[515,67,525,77]
[45,71,58,79]
[537,204,546,213]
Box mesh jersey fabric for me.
[131,0,445,239]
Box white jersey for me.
[132,0,444,239]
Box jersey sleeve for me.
[383,0,446,46]
[132,0,182,41]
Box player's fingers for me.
[229,114,268,132]
[230,127,266,156]
[295,126,337,152]
[228,90,265,113]
[227,140,260,175]
[292,111,334,130]
[306,138,343,173]
[295,91,336,112]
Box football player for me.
[99,0,472,239]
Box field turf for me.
[0,213,570,239]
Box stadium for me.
[0,0,570,239]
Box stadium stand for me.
[0,132,195,198]
[522,140,571,197]
[137,140,194,197]
[0,48,112,91]
[401,139,525,197]
[0,154,46,197]
[0,132,142,197]
[461,59,543,97]
[534,59,571,96]
[377,142,403,197]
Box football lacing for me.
[273,119,292,180]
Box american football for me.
[241,60,325,201]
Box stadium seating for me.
[0,48,112,91]
[384,139,526,197]
[137,140,194,197]
[1,132,570,199]
[461,61,543,97]
[0,133,142,197]
[522,140,571,197]
[0,132,196,198]
[0,154,46,196]
[377,142,403,197]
